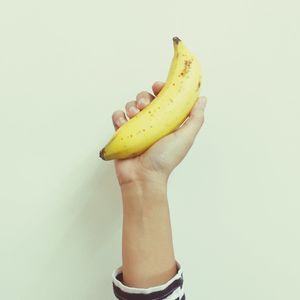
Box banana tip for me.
[99,148,106,160]
[173,36,181,44]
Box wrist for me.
[120,175,168,214]
[120,175,168,198]
[119,170,169,190]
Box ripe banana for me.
[99,36,202,160]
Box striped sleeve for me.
[112,261,185,299]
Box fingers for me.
[112,110,128,131]
[174,96,207,142]
[136,91,155,110]
[112,90,155,130]
[125,100,140,118]
[112,82,165,131]
[152,81,165,96]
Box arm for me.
[111,81,207,297]
[121,176,176,288]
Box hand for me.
[111,81,207,186]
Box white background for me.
[0,0,299,299]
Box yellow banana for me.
[99,36,202,160]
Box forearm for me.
[120,177,177,288]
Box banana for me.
[99,36,202,160]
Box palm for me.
[114,133,178,185]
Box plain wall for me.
[0,0,299,299]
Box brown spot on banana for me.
[179,60,193,77]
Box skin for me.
[111,81,207,288]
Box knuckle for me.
[194,113,204,124]
[125,101,140,117]
[112,110,122,118]
[125,101,136,110]
[136,91,149,100]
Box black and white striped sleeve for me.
[112,261,185,299]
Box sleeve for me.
[112,261,185,300]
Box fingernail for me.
[138,97,149,106]
[130,106,139,114]
[199,97,207,111]
[117,117,126,126]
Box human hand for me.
[111,81,207,186]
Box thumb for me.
[174,96,207,142]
